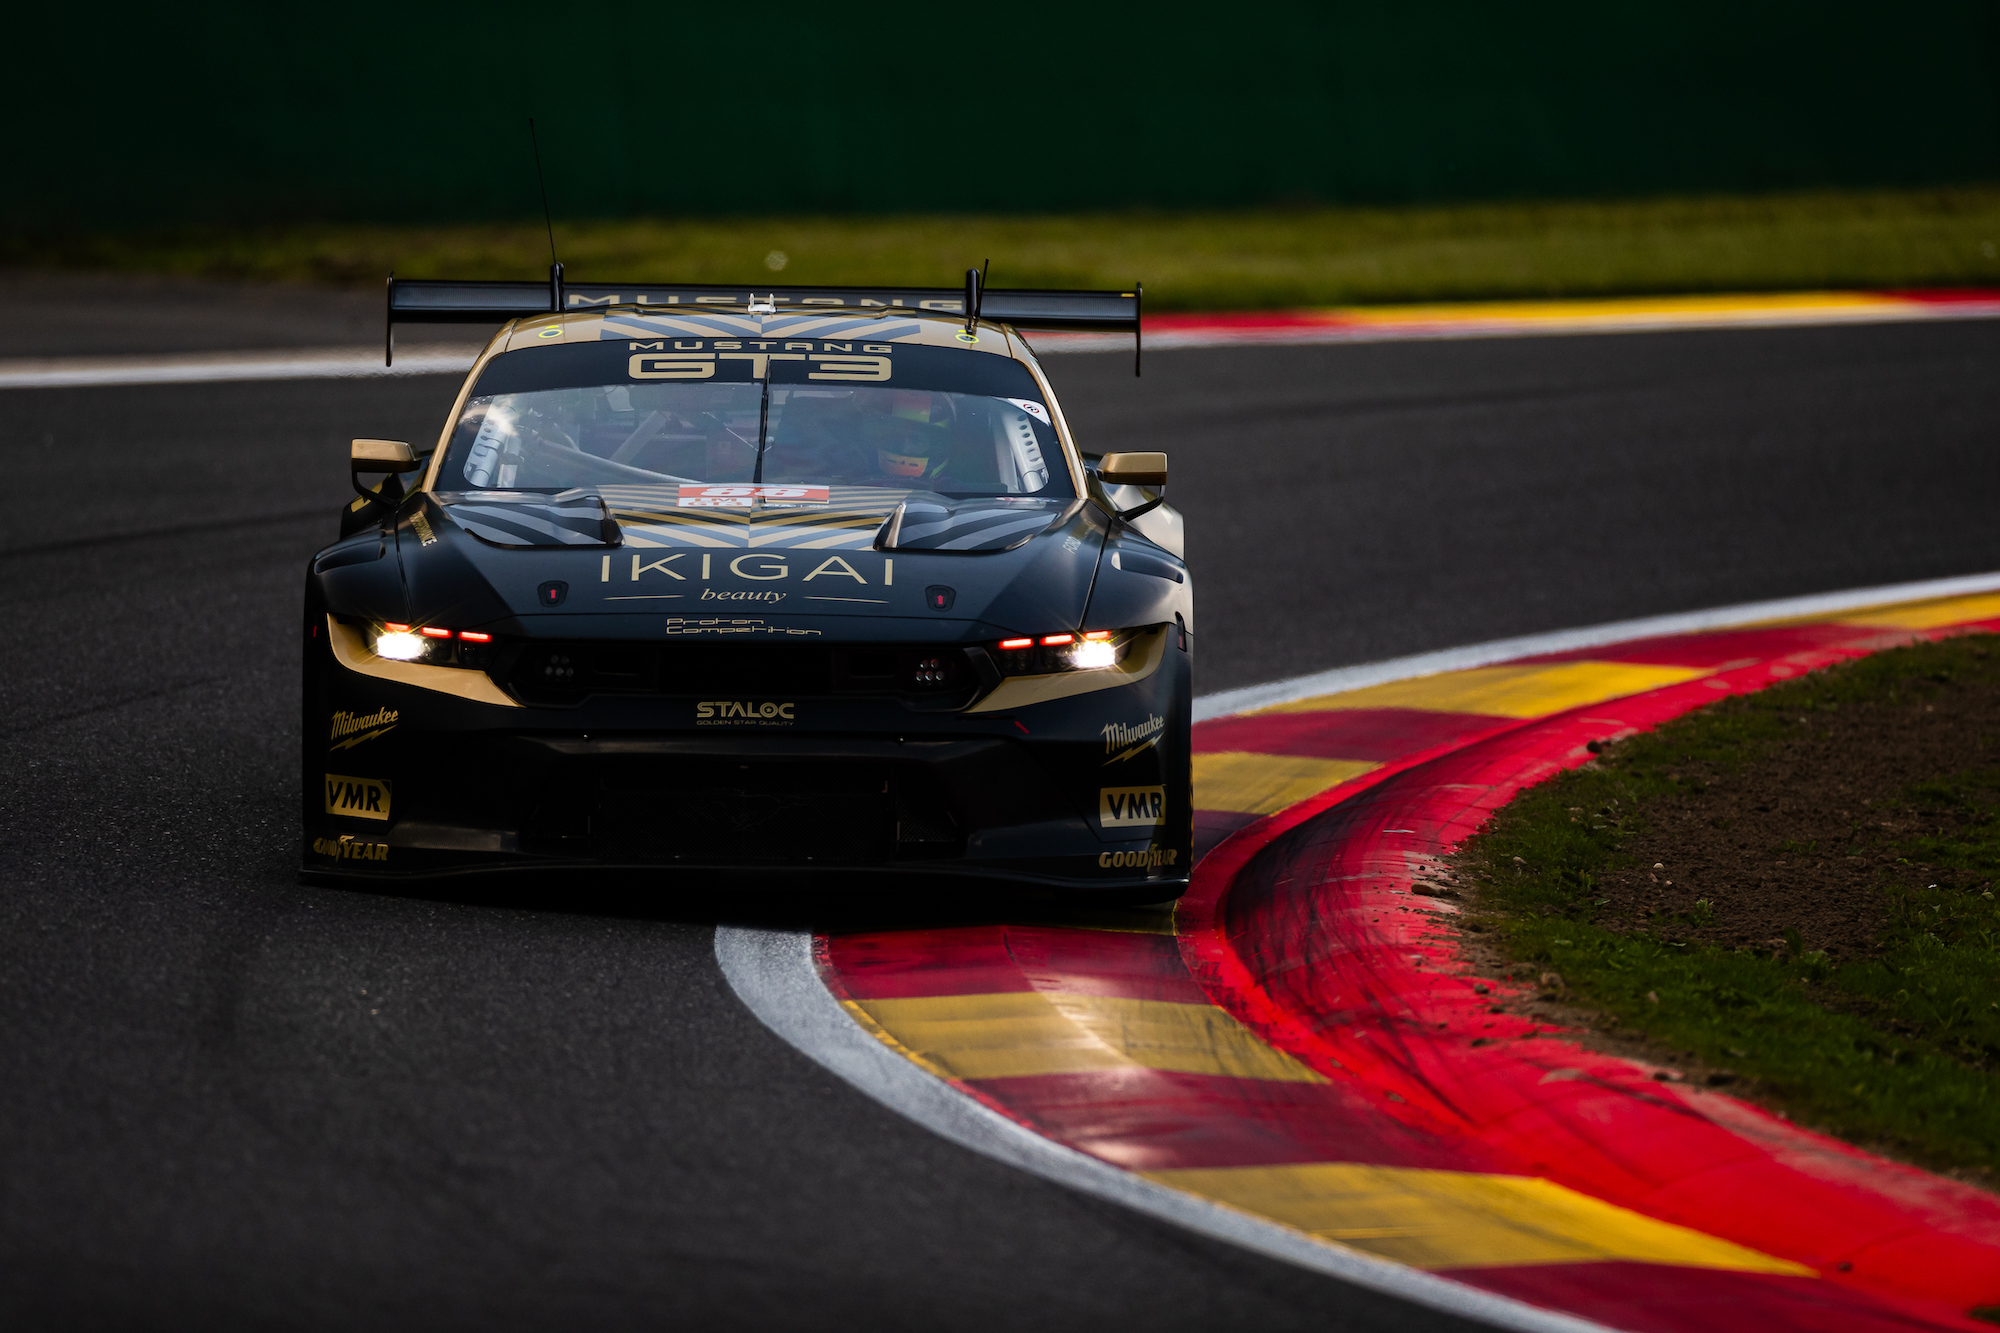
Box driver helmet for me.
[876,392,942,478]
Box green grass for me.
[9,187,2000,310]
[1457,635,2000,1176]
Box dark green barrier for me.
[12,0,1998,227]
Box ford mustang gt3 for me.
[303,270,1191,899]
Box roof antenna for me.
[1134,280,1143,378]
[963,259,988,338]
[529,118,564,313]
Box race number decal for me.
[677,485,831,508]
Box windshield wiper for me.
[753,376,771,486]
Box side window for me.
[462,399,520,488]
[993,405,1051,492]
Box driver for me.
[866,391,951,483]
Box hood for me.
[322,491,1110,642]
[433,485,1070,556]
[436,490,622,547]
[877,495,1071,552]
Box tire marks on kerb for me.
[718,569,2000,1329]
[712,927,1610,1333]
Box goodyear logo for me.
[325,773,392,820]
[1099,848,1178,869]
[695,700,796,726]
[1100,785,1166,828]
[313,835,389,862]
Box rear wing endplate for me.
[385,271,1142,373]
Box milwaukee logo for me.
[1102,714,1165,763]
[329,707,398,750]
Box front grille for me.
[596,764,890,862]
[501,640,979,709]
[522,758,962,863]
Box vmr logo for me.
[325,773,392,821]
[695,700,797,726]
[1099,785,1166,828]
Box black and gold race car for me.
[303,269,1191,898]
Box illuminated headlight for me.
[1066,637,1119,670]
[341,619,498,670]
[993,628,1135,676]
[374,630,427,661]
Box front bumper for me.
[303,629,1193,896]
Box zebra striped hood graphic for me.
[877,496,1075,552]
[595,483,904,551]
[433,487,1071,555]
[437,492,622,548]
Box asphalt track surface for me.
[4,290,1999,1329]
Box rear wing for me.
[385,269,1142,373]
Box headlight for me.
[364,622,496,668]
[1066,637,1119,670]
[991,628,1138,676]
[374,629,426,660]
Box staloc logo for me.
[1099,786,1166,828]
[325,773,392,820]
[695,700,797,726]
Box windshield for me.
[434,341,1071,501]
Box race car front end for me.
[303,288,1192,899]
[304,523,1192,896]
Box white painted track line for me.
[8,291,1999,389]
[1195,569,2000,722]
[719,572,2000,1328]
[0,344,482,390]
[714,926,1614,1333]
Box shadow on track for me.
[325,868,1177,941]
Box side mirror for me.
[1099,452,1167,486]
[350,438,419,509]
[352,438,419,473]
[1096,451,1167,521]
